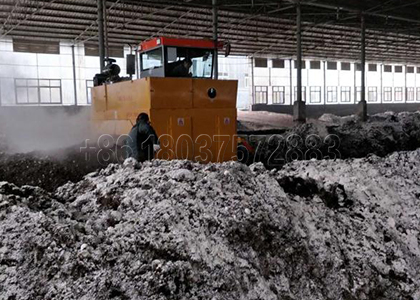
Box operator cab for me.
[139,37,223,79]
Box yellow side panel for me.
[105,79,151,123]
[92,120,134,138]
[91,79,151,137]
[151,109,193,160]
[91,77,238,163]
[192,108,237,163]
[192,79,238,109]
[91,85,107,117]
[150,78,193,109]
[214,109,237,162]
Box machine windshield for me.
[141,47,163,70]
[166,47,213,78]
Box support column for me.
[251,57,255,108]
[415,66,417,101]
[323,61,326,105]
[380,63,383,103]
[338,63,341,102]
[404,65,407,102]
[357,13,367,121]
[71,45,78,105]
[135,48,140,79]
[289,59,293,105]
[353,63,356,103]
[294,0,306,122]
[97,0,105,72]
[212,0,218,80]
[103,0,109,58]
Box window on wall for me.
[15,79,62,104]
[407,87,415,101]
[272,86,285,104]
[395,87,403,101]
[255,86,268,104]
[368,87,377,102]
[109,46,125,58]
[13,39,60,54]
[341,62,351,71]
[417,88,420,101]
[368,64,377,72]
[327,62,337,70]
[86,80,94,104]
[310,61,321,69]
[327,86,337,103]
[407,66,415,73]
[294,86,306,102]
[356,87,362,101]
[85,43,124,57]
[309,86,322,103]
[341,87,351,102]
[384,65,392,72]
[383,87,392,102]
[255,58,268,68]
[417,67,420,74]
[294,60,306,69]
[355,64,362,71]
[272,59,285,68]
[394,66,403,73]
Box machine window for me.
[166,47,213,78]
[191,52,213,78]
[141,47,163,70]
[167,47,177,63]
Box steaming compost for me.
[0,147,105,192]
[1,111,420,191]
[1,150,420,299]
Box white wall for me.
[247,57,420,107]
[0,37,129,106]
[0,38,250,109]
[2,37,416,110]
[217,56,249,109]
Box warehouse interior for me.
[1,1,420,299]
[1,0,420,116]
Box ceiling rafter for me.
[1,0,420,63]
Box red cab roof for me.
[140,37,223,51]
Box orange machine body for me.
[91,77,238,163]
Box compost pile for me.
[322,111,420,157]
[0,146,105,192]
[1,111,420,190]
[1,151,420,300]
[253,111,420,167]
